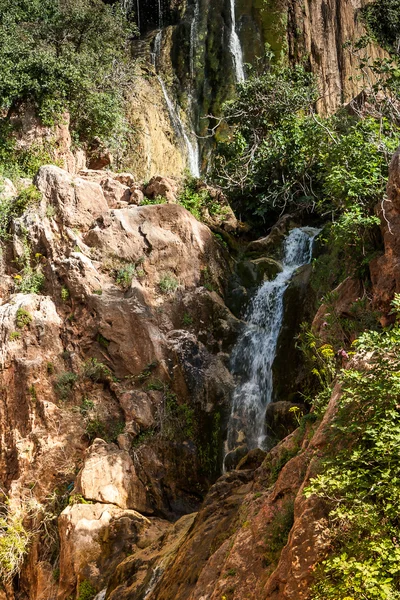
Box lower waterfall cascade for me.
[225,227,320,463]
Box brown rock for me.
[144,176,179,203]
[35,165,108,229]
[312,277,363,340]
[75,439,149,512]
[57,503,166,600]
[371,148,400,321]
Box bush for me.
[77,580,97,600]
[159,273,179,294]
[307,317,400,599]
[0,0,137,175]
[16,308,32,329]
[115,263,136,288]
[83,358,112,383]
[54,371,78,400]
[214,63,398,222]
[0,500,38,583]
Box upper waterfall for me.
[229,0,245,82]
[225,227,320,462]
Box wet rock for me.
[236,448,267,471]
[273,263,314,403]
[223,445,249,471]
[265,401,306,444]
[246,215,298,258]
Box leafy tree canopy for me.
[0,0,136,142]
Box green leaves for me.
[307,329,400,599]
[0,0,136,147]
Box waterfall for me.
[229,0,245,82]
[157,76,200,177]
[190,0,200,80]
[152,31,200,178]
[225,227,320,461]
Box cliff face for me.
[127,0,383,178]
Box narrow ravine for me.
[225,227,319,463]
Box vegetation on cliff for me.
[0,0,136,178]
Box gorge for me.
[0,0,400,599]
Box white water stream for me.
[152,31,200,177]
[225,228,319,460]
[229,0,245,82]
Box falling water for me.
[152,31,200,177]
[190,0,200,79]
[225,228,320,461]
[229,0,245,82]
[157,76,200,177]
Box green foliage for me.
[85,418,124,443]
[60,287,70,302]
[54,371,78,400]
[182,313,193,326]
[159,272,179,294]
[79,397,94,416]
[68,494,92,506]
[16,308,32,329]
[115,263,136,288]
[14,266,45,294]
[215,62,398,224]
[362,0,400,54]
[264,499,295,566]
[9,331,21,341]
[77,580,97,600]
[0,181,40,240]
[83,358,112,383]
[161,389,195,442]
[0,504,33,583]
[0,0,136,149]
[296,326,336,415]
[307,320,400,599]
[178,177,224,221]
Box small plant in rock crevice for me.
[16,308,32,329]
[54,372,78,401]
[159,272,179,294]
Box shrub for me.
[16,308,32,329]
[0,0,137,151]
[61,287,70,302]
[159,273,179,294]
[115,263,136,288]
[14,267,45,294]
[77,579,97,600]
[83,358,112,383]
[307,318,400,599]
[54,372,78,400]
[0,499,39,583]
[9,331,21,341]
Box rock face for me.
[104,386,342,600]
[0,165,239,600]
[371,148,400,320]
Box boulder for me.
[100,177,131,207]
[265,401,306,444]
[247,214,297,258]
[35,165,108,229]
[0,177,17,200]
[144,176,178,203]
[57,503,168,600]
[75,439,149,513]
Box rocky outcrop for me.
[371,148,400,320]
[0,165,239,599]
[105,385,342,600]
